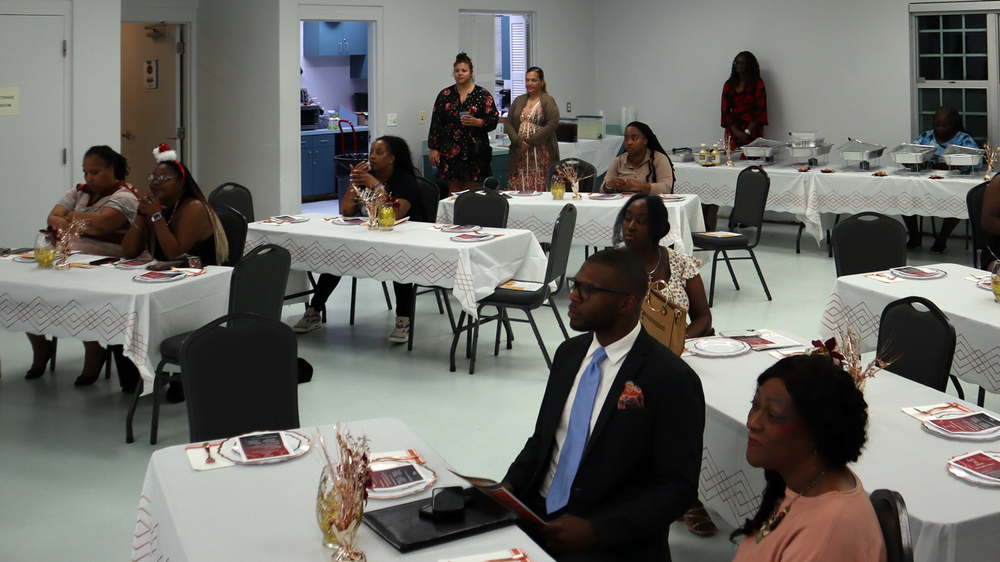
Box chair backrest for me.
[414,176,440,224]
[967,181,989,269]
[209,182,254,222]
[546,158,598,193]
[877,296,956,392]
[545,204,577,290]
[870,489,914,562]
[453,187,509,228]
[180,312,299,442]
[728,166,770,244]
[832,212,907,276]
[213,205,248,266]
[229,244,291,320]
[481,176,500,190]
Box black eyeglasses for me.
[567,277,631,301]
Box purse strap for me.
[644,279,676,313]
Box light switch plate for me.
[387,113,398,127]
[419,111,426,125]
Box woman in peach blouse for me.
[732,354,887,562]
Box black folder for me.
[362,488,518,552]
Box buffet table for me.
[685,332,1000,562]
[436,192,704,253]
[131,418,554,562]
[245,214,548,316]
[0,256,231,396]
[820,262,1000,394]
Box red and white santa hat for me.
[152,143,185,180]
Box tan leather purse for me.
[640,280,687,356]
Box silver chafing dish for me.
[788,131,825,147]
[942,144,984,168]
[741,138,786,162]
[786,143,834,166]
[888,143,936,165]
[837,138,886,170]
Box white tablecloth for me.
[820,262,1000,393]
[684,332,1000,562]
[0,256,231,396]
[436,193,705,253]
[131,418,554,562]
[245,214,548,316]
[557,135,623,176]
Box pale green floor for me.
[0,211,994,561]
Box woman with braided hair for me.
[601,121,674,194]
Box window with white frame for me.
[911,5,998,146]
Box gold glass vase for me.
[316,469,366,561]
[551,182,566,200]
[378,206,396,231]
[34,233,56,269]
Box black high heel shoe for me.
[25,341,55,380]
[74,351,109,387]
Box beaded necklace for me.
[756,470,827,543]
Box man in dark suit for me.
[502,248,705,561]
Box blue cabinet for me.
[302,21,366,56]
[302,131,338,198]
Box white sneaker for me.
[293,309,323,333]
[388,317,411,343]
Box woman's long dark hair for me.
[624,121,674,189]
[730,354,869,542]
[157,160,229,263]
[85,146,129,180]
[728,51,761,88]
[377,136,416,177]
[612,193,670,248]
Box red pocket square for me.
[617,381,644,409]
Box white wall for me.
[594,0,936,159]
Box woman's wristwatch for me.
[744,128,751,135]
[151,212,163,222]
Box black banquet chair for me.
[691,165,772,307]
[832,212,907,277]
[209,182,254,222]
[126,243,291,444]
[450,204,576,374]
[212,205,248,266]
[877,296,963,398]
[870,489,914,562]
[967,181,990,269]
[181,312,299,443]
[545,158,598,193]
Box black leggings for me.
[310,273,414,317]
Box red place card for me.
[238,432,290,460]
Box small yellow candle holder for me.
[378,206,396,231]
[551,182,566,200]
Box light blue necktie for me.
[547,347,607,514]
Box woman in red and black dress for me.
[722,51,768,150]
[428,52,500,194]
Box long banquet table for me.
[820,262,1000,394]
[436,192,704,253]
[245,214,548,316]
[673,160,982,248]
[0,255,231,396]
[130,418,554,562]
[684,332,1000,562]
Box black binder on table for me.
[362,488,519,553]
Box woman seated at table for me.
[613,192,715,535]
[905,106,980,254]
[982,173,1000,271]
[601,121,674,194]
[731,354,886,561]
[117,144,229,396]
[26,146,139,386]
[293,136,424,342]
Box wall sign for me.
[144,60,158,91]
[0,87,18,116]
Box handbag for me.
[639,280,687,356]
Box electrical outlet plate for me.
[566,102,571,112]
[387,113,398,127]
[419,111,426,125]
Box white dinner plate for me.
[450,233,495,243]
[922,413,1000,441]
[367,460,437,500]
[888,266,947,280]
[509,190,543,197]
[12,255,36,263]
[441,224,482,233]
[947,452,1000,487]
[685,338,752,357]
[217,430,311,465]
[261,215,309,225]
[589,193,623,200]
[115,259,155,269]
[132,271,187,283]
[327,216,367,226]
[978,279,994,291]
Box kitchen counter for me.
[302,125,368,136]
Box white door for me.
[0,14,68,247]
[121,23,181,192]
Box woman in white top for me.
[602,121,674,194]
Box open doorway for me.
[299,20,373,204]
[120,22,187,193]
[459,12,532,115]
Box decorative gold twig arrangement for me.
[316,425,371,561]
[554,161,595,199]
[809,326,895,391]
[722,135,735,167]
[55,217,89,270]
[983,143,998,181]
[351,184,388,230]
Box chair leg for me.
[708,250,721,308]
[525,309,552,368]
[433,287,445,314]
[949,375,965,400]
[449,311,468,372]
[105,344,113,379]
[49,337,58,371]
[439,289,457,332]
[125,378,144,443]
[748,249,772,301]
[979,386,986,407]
[381,282,393,310]
[150,371,166,445]
[721,249,741,290]
[548,297,569,340]
[494,310,503,357]
[795,223,804,254]
[469,309,482,375]
[350,278,358,325]
[502,309,514,349]
[407,285,417,352]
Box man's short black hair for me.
[585,248,647,301]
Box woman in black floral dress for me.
[428,52,499,193]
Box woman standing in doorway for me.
[428,52,500,193]
[505,66,560,191]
